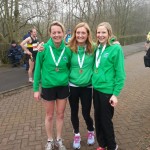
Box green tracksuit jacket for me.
[33,38,71,92]
[92,44,126,96]
[69,45,95,87]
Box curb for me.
[0,84,32,99]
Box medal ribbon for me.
[49,46,65,67]
[78,46,86,69]
[95,44,106,68]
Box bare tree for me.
[0,0,149,43]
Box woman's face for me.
[76,27,88,46]
[50,25,64,45]
[96,26,109,45]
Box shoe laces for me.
[87,131,94,139]
[74,135,81,143]
[45,141,54,149]
[56,139,65,148]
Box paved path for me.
[0,43,150,150]
[0,66,30,93]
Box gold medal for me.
[49,46,65,73]
[79,69,83,74]
[55,67,59,72]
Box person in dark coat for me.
[8,40,23,67]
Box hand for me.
[34,92,41,101]
[109,95,118,107]
[113,41,120,45]
[37,42,44,51]
[26,50,32,56]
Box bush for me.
[118,35,145,46]
[0,43,10,64]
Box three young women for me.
[33,21,125,150]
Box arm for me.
[145,42,150,51]
[20,37,32,56]
[37,42,44,51]
[109,46,126,107]
[114,46,126,96]
[7,47,12,56]
[111,46,126,105]
[33,49,45,101]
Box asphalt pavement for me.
[0,66,30,93]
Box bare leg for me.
[28,59,34,79]
[43,100,55,140]
[56,98,67,139]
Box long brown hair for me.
[68,22,93,53]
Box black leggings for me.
[93,89,116,150]
[69,86,94,134]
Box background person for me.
[33,21,71,150]
[8,40,23,67]
[22,30,31,71]
[144,32,150,53]
[144,32,150,67]
[20,28,39,83]
[64,29,72,44]
[92,22,126,150]
[68,22,95,149]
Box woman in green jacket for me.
[92,22,126,150]
[68,22,95,149]
[33,21,71,150]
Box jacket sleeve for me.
[33,50,45,92]
[113,45,126,96]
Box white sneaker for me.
[87,131,95,145]
[45,141,54,150]
[73,133,81,149]
[115,145,118,150]
[55,139,66,150]
[28,78,33,83]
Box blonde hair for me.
[96,22,116,45]
[49,21,65,34]
[68,22,93,53]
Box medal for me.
[49,46,65,72]
[78,46,86,74]
[95,44,106,72]
[79,69,83,74]
[55,67,59,72]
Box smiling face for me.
[50,25,64,45]
[75,27,88,46]
[96,25,109,45]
